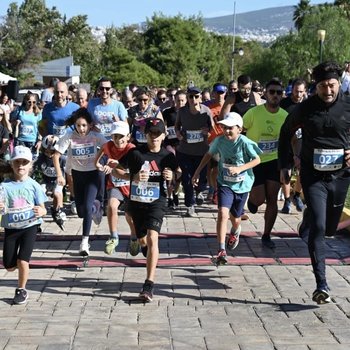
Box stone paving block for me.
[172,336,206,349]
[4,345,38,350]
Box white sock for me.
[82,236,89,244]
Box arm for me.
[52,151,65,186]
[219,94,236,120]
[192,152,213,185]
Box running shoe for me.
[281,200,292,214]
[186,206,196,217]
[215,249,228,265]
[104,237,119,255]
[261,235,275,249]
[227,225,241,251]
[79,241,90,256]
[129,239,140,256]
[92,200,103,225]
[196,192,205,206]
[13,288,28,305]
[312,287,331,304]
[293,195,304,212]
[139,280,154,302]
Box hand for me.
[162,167,173,181]
[33,205,46,217]
[176,131,183,141]
[280,168,291,184]
[228,166,240,176]
[192,172,199,186]
[137,170,149,182]
[57,175,66,186]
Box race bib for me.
[111,174,130,187]
[130,181,160,203]
[223,163,245,183]
[71,142,95,159]
[135,130,147,143]
[167,126,177,139]
[7,206,36,228]
[53,124,66,136]
[258,139,278,153]
[313,148,344,171]
[20,125,34,137]
[186,130,204,143]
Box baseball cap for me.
[187,86,202,94]
[144,118,166,134]
[213,83,227,93]
[11,146,32,162]
[110,121,130,136]
[218,112,243,128]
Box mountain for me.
[203,6,295,43]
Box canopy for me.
[0,72,17,84]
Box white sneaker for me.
[92,200,103,225]
[79,241,90,256]
[71,201,77,215]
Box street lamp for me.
[317,29,326,63]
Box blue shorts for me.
[218,186,248,218]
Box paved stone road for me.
[1,200,350,350]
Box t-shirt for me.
[127,145,177,203]
[209,134,262,193]
[162,106,179,147]
[101,141,135,195]
[34,153,66,184]
[42,101,79,136]
[0,177,48,229]
[243,104,288,163]
[12,108,42,143]
[88,98,128,138]
[55,129,107,172]
[176,104,213,156]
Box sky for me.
[0,0,327,27]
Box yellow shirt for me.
[243,104,288,163]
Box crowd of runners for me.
[1,60,350,306]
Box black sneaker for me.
[247,200,258,214]
[196,192,205,206]
[173,193,179,207]
[141,245,148,258]
[13,288,28,305]
[312,287,331,304]
[139,280,154,302]
[167,198,175,210]
[261,235,275,249]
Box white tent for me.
[0,72,17,84]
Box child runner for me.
[192,112,262,264]
[0,146,47,304]
[35,135,67,230]
[127,118,178,302]
[95,121,139,256]
[52,108,107,256]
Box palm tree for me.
[293,0,312,31]
[335,0,350,19]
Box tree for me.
[293,0,312,31]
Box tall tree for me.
[293,0,312,31]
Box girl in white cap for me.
[0,145,47,304]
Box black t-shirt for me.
[127,145,177,200]
[162,106,179,147]
[280,96,299,114]
[0,125,9,152]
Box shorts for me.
[2,225,39,269]
[218,186,248,218]
[252,159,279,187]
[127,199,166,238]
[108,187,126,202]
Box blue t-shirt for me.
[12,109,42,143]
[42,101,79,136]
[209,134,262,193]
[0,177,48,229]
[88,98,127,138]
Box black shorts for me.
[252,159,280,187]
[127,198,166,238]
[2,225,39,269]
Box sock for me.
[111,232,119,239]
[145,279,154,286]
[82,236,89,244]
[285,197,291,203]
[219,243,225,250]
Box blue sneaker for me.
[281,200,291,214]
[293,195,304,212]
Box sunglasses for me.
[189,95,200,99]
[99,86,111,92]
[138,98,148,103]
[0,113,4,116]
[268,89,283,95]
[27,101,36,105]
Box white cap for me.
[110,121,130,136]
[218,112,243,128]
[11,146,32,162]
